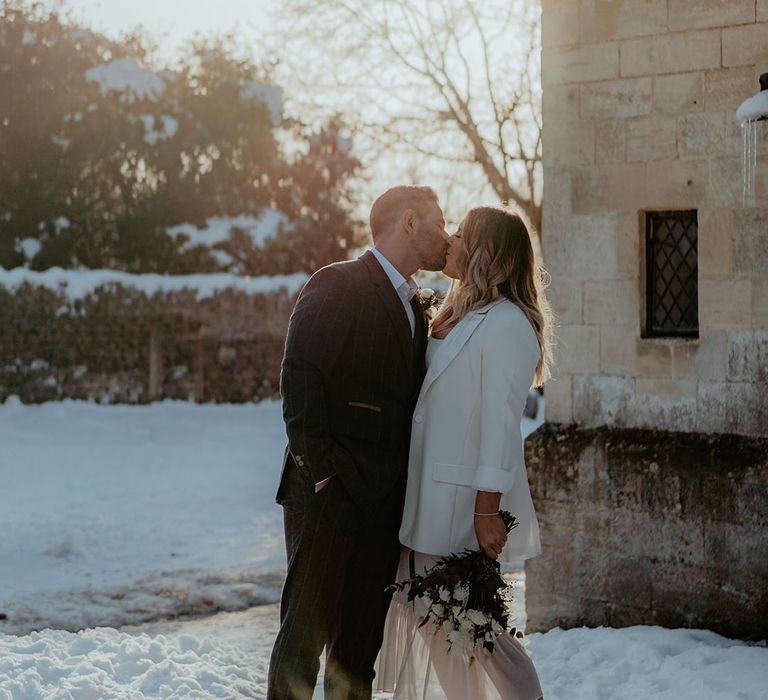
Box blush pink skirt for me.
[374,547,543,700]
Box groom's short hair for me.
[369,185,439,241]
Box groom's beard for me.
[419,249,449,271]
[413,233,449,272]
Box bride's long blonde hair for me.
[431,206,555,387]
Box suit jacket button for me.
[414,414,423,423]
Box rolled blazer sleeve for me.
[280,266,362,495]
[471,310,538,494]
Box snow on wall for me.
[0,267,308,301]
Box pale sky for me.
[65,0,279,63]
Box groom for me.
[268,186,449,699]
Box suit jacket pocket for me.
[331,401,383,443]
[433,463,475,487]
[347,401,382,413]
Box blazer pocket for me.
[433,463,475,487]
[348,401,382,413]
[333,402,383,443]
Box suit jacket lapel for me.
[411,295,428,377]
[362,251,414,376]
[416,298,506,406]
[412,295,427,347]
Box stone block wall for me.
[0,281,297,404]
[524,424,768,640]
[541,1,768,437]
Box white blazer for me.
[399,298,542,563]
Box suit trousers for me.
[267,461,405,700]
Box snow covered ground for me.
[0,399,766,699]
[0,399,287,635]
[2,603,765,699]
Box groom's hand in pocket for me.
[314,475,334,493]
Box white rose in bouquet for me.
[467,609,487,626]
[454,584,470,602]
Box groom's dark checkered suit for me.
[267,250,428,700]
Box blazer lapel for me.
[416,298,506,406]
[362,251,414,376]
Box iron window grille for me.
[645,210,699,338]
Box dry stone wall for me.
[0,282,297,404]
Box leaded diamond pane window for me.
[645,211,699,338]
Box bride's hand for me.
[474,514,508,560]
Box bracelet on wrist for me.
[474,510,500,517]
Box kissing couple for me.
[268,185,553,700]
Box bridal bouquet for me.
[388,511,519,656]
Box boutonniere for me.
[416,287,442,319]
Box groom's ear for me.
[402,209,418,237]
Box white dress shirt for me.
[370,247,419,337]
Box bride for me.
[375,205,553,700]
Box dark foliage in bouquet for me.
[388,511,519,655]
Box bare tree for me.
[274,0,542,234]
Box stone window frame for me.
[641,210,700,340]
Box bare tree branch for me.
[275,0,543,234]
